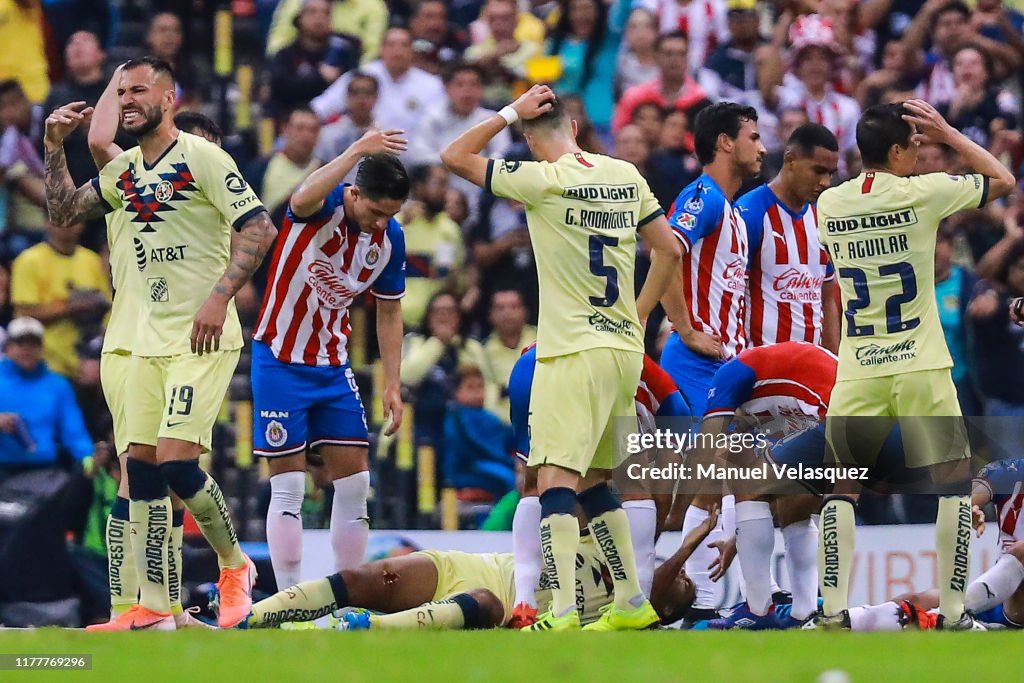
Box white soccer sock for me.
[331,471,370,571]
[848,602,903,632]
[623,499,658,596]
[735,500,775,615]
[782,516,819,621]
[512,496,542,608]
[682,505,717,610]
[267,471,306,590]
[965,552,1024,613]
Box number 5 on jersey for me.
[589,235,619,307]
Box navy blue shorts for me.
[251,340,369,457]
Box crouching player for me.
[505,345,691,627]
[239,504,719,630]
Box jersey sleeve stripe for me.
[638,208,665,228]
[90,178,114,213]
[485,159,496,194]
[703,409,736,419]
[670,228,692,252]
[979,175,990,208]
[232,204,266,231]
[371,289,405,299]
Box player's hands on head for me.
[191,294,229,355]
[901,99,955,146]
[44,101,94,147]
[510,84,556,121]
[355,127,408,157]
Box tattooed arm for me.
[44,101,108,227]
[191,210,278,355]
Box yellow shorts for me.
[827,368,970,468]
[100,351,132,455]
[125,350,240,451]
[527,348,642,474]
[417,550,517,624]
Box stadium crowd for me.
[3,0,1024,618]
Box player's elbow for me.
[657,237,683,266]
[439,146,460,174]
[989,172,1016,202]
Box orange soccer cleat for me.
[86,605,175,632]
[216,555,257,628]
[897,600,938,630]
[507,602,538,629]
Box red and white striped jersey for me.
[704,341,837,428]
[638,0,728,75]
[776,75,860,155]
[737,184,834,347]
[254,184,406,366]
[974,459,1024,551]
[668,174,749,359]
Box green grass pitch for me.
[0,630,1013,682]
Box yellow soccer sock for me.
[251,574,348,628]
[936,495,972,620]
[373,599,466,630]
[168,510,184,615]
[130,497,172,615]
[819,496,856,616]
[540,511,580,617]
[106,497,137,615]
[181,473,245,569]
[589,507,645,609]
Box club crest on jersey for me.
[224,172,249,195]
[154,180,174,203]
[365,245,381,267]
[266,420,288,448]
[501,160,521,174]
[676,213,696,230]
[684,196,704,214]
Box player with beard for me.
[43,56,277,630]
[659,101,766,624]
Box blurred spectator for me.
[630,101,665,149]
[646,107,701,208]
[0,0,48,103]
[465,0,542,108]
[445,188,470,228]
[146,12,202,108]
[314,71,378,173]
[73,335,111,443]
[10,222,111,379]
[400,164,466,328]
[915,141,956,175]
[248,106,323,223]
[312,27,445,134]
[934,223,978,417]
[972,0,1024,49]
[0,79,46,245]
[0,317,96,473]
[265,0,360,119]
[968,244,1024,457]
[616,8,659,94]
[612,31,707,133]
[613,123,650,171]
[637,0,728,75]
[697,0,763,104]
[856,39,913,108]
[267,0,389,64]
[548,0,631,133]
[468,0,546,48]
[409,0,470,71]
[0,260,12,329]
[401,291,486,452]
[442,364,515,501]
[466,289,536,422]
[409,63,510,212]
[937,46,1017,155]
[468,187,538,321]
[760,107,810,182]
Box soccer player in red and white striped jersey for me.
[251,129,409,592]
[737,123,841,351]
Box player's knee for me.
[577,481,621,520]
[456,590,503,629]
[159,458,207,499]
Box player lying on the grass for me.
[678,341,836,630]
[966,458,1024,622]
[504,345,691,627]
[238,505,720,630]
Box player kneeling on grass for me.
[238,505,719,630]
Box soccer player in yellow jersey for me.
[812,100,1014,630]
[442,85,682,631]
[42,57,278,630]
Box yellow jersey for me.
[102,209,140,355]
[486,152,663,360]
[817,171,988,380]
[10,242,111,377]
[93,132,265,357]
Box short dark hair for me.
[856,103,912,168]
[286,104,318,121]
[408,163,440,187]
[521,96,569,133]
[122,56,176,83]
[787,123,839,156]
[355,153,410,201]
[442,61,484,85]
[692,101,758,166]
[173,111,222,142]
[0,79,25,99]
[936,1,970,23]
[348,71,380,94]
[655,30,687,51]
